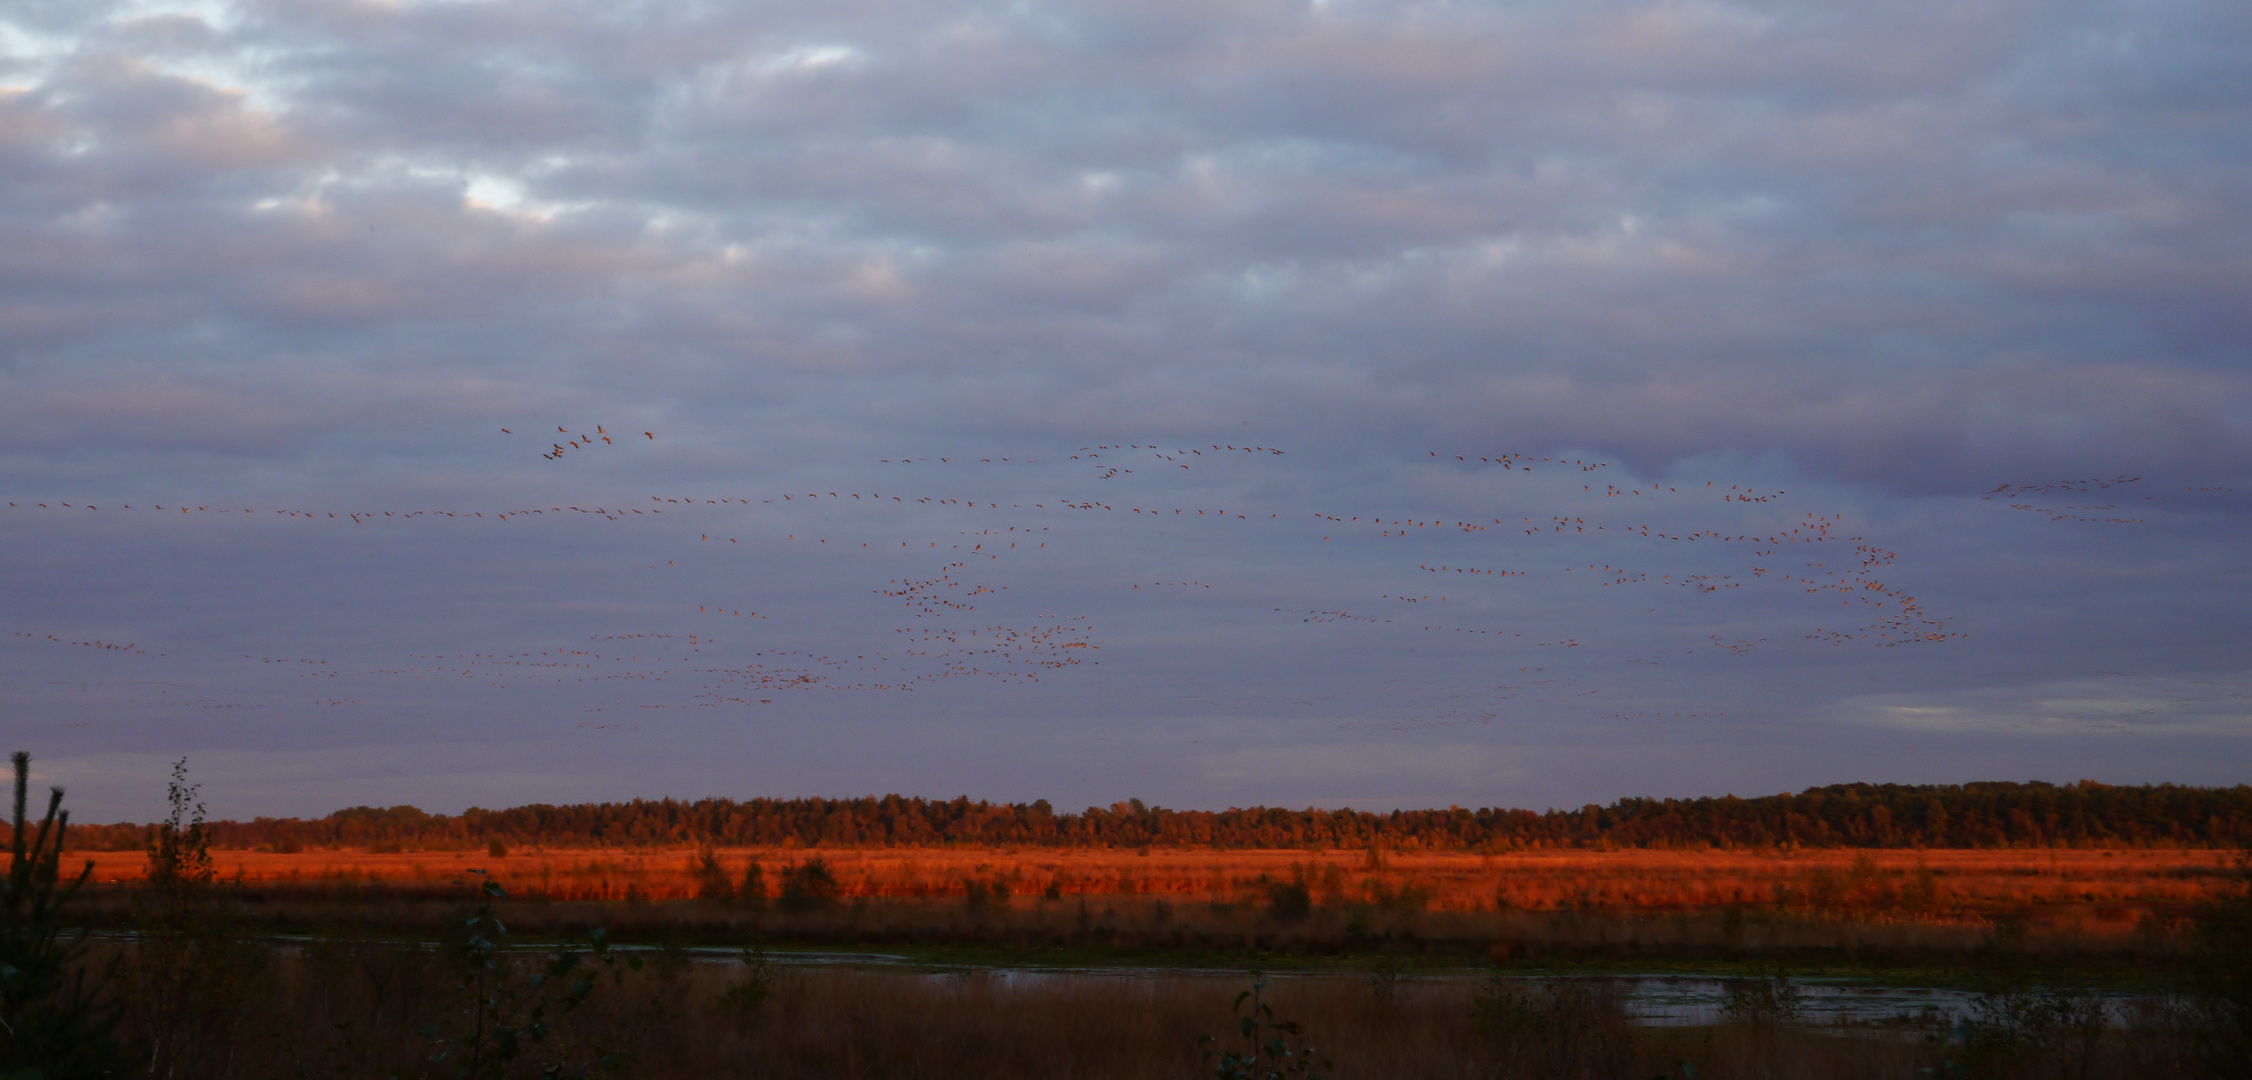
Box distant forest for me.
[61,778,2252,855]
[65,781,2252,853]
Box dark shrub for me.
[779,858,840,913]
[1,751,131,1078]
[1267,880,1313,924]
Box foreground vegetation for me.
[50,943,2252,1079]
[10,755,2252,1078]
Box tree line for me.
[60,780,2252,853]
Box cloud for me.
[1,0,2241,489]
[1829,673,2252,737]
[3,0,2249,813]
[0,365,533,456]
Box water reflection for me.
[659,947,2044,1029]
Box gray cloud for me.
[3,0,2248,817]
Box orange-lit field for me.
[68,845,2239,923]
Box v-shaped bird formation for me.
[4,430,2236,728]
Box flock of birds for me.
[505,424,655,461]
[8,430,2233,728]
[1982,476,2235,524]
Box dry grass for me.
[67,845,2234,920]
[58,846,2237,967]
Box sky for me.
[3,0,2248,823]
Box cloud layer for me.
[3,0,2248,818]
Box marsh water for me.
[227,933,2116,1030]
[634,944,2059,1029]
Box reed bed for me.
[57,852,2233,970]
[85,938,2216,1080]
[65,845,2234,920]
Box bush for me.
[1199,976,1331,1080]
[1266,880,1313,924]
[2187,849,2252,1078]
[1363,880,1429,913]
[1929,983,2108,1080]
[715,947,776,1028]
[738,860,767,910]
[425,877,634,1080]
[1473,974,1636,1080]
[964,877,1006,914]
[778,858,839,913]
[692,849,733,902]
[134,757,273,1080]
[0,751,131,1078]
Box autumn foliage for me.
[62,781,2252,855]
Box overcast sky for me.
[4,0,2247,822]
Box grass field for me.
[62,844,2241,971]
[66,845,2236,915]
